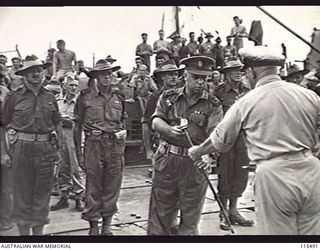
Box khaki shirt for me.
[210,75,320,162]
[152,87,223,148]
[74,84,126,133]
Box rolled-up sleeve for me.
[210,102,242,152]
[206,104,224,135]
[151,93,169,124]
[73,94,84,124]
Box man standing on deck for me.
[136,33,153,71]
[187,32,199,57]
[8,57,24,91]
[74,59,127,235]
[53,40,77,82]
[189,46,320,235]
[1,57,63,235]
[147,56,223,235]
[153,30,171,66]
[199,33,215,59]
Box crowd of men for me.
[1,17,320,236]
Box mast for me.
[175,6,180,33]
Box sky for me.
[0,6,319,72]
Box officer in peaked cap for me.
[147,56,223,235]
[188,46,320,235]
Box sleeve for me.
[142,93,158,124]
[73,94,84,124]
[151,93,170,123]
[209,102,242,152]
[206,104,224,135]
[153,41,157,52]
[136,45,141,56]
[149,78,158,92]
[52,98,62,126]
[1,94,13,128]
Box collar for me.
[63,94,78,104]
[256,75,281,88]
[21,83,46,95]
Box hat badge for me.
[198,61,203,68]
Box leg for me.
[32,142,57,230]
[0,164,14,230]
[81,137,104,224]
[177,158,208,235]
[147,153,179,235]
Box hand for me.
[146,150,154,160]
[1,154,11,168]
[188,145,202,161]
[115,130,127,140]
[169,125,184,137]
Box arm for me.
[73,95,84,164]
[72,52,77,71]
[136,45,141,56]
[142,123,154,159]
[52,52,58,78]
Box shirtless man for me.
[53,40,77,82]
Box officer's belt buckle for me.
[167,144,189,157]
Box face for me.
[288,74,304,84]
[226,68,242,83]
[135,59,143,67]
[226,37,232,43]
[212,72,220,84]
[142,35,148,42]
[57,42,65,50]
[12,59,21,69]
[161,71,179,88]
[78,61,84,68]
[0,56,7,65]
[185,72,207,95]
[156,58,165,66]
[159,31,165,39]
[65,81,79,95]
[190,33,195,40]
[96,70,114,87]
[216,38,222,44]
[234,18,240,25]
[138,66,148,76]
[25,66,45,85]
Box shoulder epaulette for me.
[80,88,92,96]
[209,94,221,106]
[162,88,179,98]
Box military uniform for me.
[74,83,126,222]
[147,86,223,235]
[1,85,61,228]
[214,81,250,200]
[199,41,215,59]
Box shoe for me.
[50,198,69,211]
[89,221,100,236]
[229,212,254,227]
[75,200,84,212]
[219,215,231,231]
[101,216,113,236]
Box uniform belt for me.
[255,150,314,164]
[85,129,115,139]
[17,132,50,142]
[164,142,189,157]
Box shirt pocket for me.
[189,111,207,127]
[13,102,33,126]
[110,100,123,122]
[85,102,105,123]
[42,101,57,122]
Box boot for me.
[219,212,231,231]
[50,197,69,211]
[18,225,31,236]
[229,211,254,227]
[75,200,84,212]
[101,216,113,236]
[32,225,44,235]
[88,221,99,236]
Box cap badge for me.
[198,61,203,68]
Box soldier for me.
[187,32,199,57]
[8,57,24,91]
[1,57,63,235]
[50,78,85,212]
[230,16,248,51]
[147,56,223,235]
[153,29,171,65]
[142,60,185,160]
[189,46,320,235]
[74,59,127,235]
[212,37,225,69]
[168,32,182,66]
[284,64,309,84]
[214,59,254,230]
[136,33,153,70]
[199,33,215,59]
[53,40,77,81]
[223,36,238,62]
